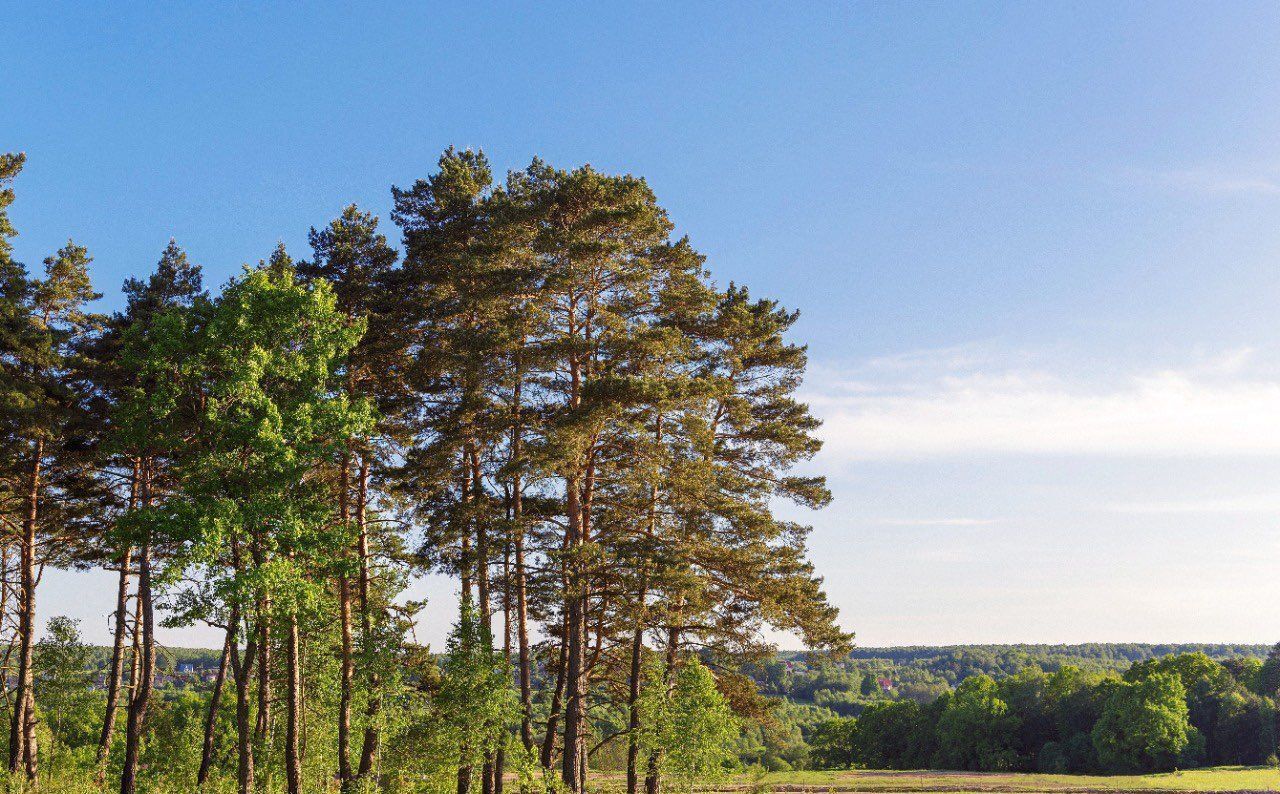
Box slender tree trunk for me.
[508,351,534,755]
[562,477,587,794]
[298,638,308,769]
[629,417,662,794]
[495,539,513,794]
[0,539,11,716]
[515,528,533,752]
[472,450,497,794]
[473,450,490,630]
[285,612,302,794]
[255,612,271,754]
[99,460,140,781]
[22,686,35,779]
[540,616,569,769]
[457,458,474,794]
[356,456,382,780]
[121,463,157,794]
[8,439,40,778]
[625,589,648,794]
[230,610,257,794]
[460,460,473,605]
[337,453,354,790]
[198,623,234,787]
[129,587,143,690]
[96,547,134,781]
[120,535,155,794]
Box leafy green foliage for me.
[385,602,516,793]
[638,658,739,788]
[796,649,1277,776]
[33,618,100,769]
[1091,673,1194,772]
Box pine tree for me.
[3,240,101,779]
[503,159,692,793]
[393,148,524,794]
[102,240,205,794]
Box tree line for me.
[0,149,850,793]
[808,650,1280,774]
[747,643,1276,718]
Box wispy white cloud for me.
[807,346,1280,461]
[878,518,996,527]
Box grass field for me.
[715,767,1280,792]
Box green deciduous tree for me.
[1091,673,1193,773]
[33,616,99,775]
[154,252,370,794]
[300,202,406,790]
[935,674,1020,771]
[637,658,738,790]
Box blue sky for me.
[7,2,1280,648]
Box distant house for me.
[177,663,195,674]
[877,677,894,691]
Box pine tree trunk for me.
[22,687,35,779]
[129,588,143,691]
[472,450,497,794]
[625,596,647,794]
[0,539,11,716]
[285,611,302,794]
[120,530,155,794]
[121,464,157,794]
[457,458,474,794]
[515,528,533,752]
[460,461,473,605]
[562,476,586,794]
[337,453,354,790]
[495,539,512,794]
[510,351,534,755]
[8,439,40,778]
[356,456,382,780]
[96,545,133,781]
[629,418,661,794]
[198,624,234,787]
[473,449,490,630]
[540,614,569,769]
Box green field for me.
[720,767,1280,792]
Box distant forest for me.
[742,643,1280,774]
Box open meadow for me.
[727,768,1280,793]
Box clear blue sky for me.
[8,2,1280,648]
